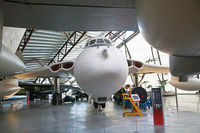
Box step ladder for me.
[122,93,143,117]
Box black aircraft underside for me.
[3,0,138,31]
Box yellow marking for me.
[122,88,143,117]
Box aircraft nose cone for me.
[74,47,128,98]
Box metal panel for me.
[4,0,138,31]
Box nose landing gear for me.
[94,102,98,109]
[93,102,106,109]
[101,103,106,108]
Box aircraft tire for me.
[101,103,106,108]
[94,102,98,109]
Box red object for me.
[27,96,30,103]
[153,107,164,125]
[133,61,143,68]
[125,84,130,88]
[152,88,164,125]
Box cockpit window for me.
[104,39,111,44]
[97,39,104,43]
[85,38,113,48]
[85,42,89,47]
[89,39,96,45]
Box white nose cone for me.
[74,46,128,98]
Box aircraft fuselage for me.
[74,38,128,103]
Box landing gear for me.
[93,102,106,109]
[101,103,106,108]
[94,102,98,109]
[52,91,58,105]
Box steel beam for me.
[59,31,87,62]
[111,31,125,42]
[17,29,35,52]
[47,32,76,65]
[156,50,165,82]
[105,31,126,42]
[116,31,139,48]
[35,32,76,83]
[150,47,162,82]
[105,31,112,37]
[39,31,87,84]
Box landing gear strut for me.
[94,102,98,109]
[101,103,106,108]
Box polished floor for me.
[0,95,200,133]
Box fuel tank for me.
[136,0,200,56]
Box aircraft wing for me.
[137,63,170,74]
[127,59,169,74]
[13,58,169,79]
[13,61,74,79]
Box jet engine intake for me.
[62,62,74,70]
[50,64,61,72]
[50,62,74,72]
[127,60,144,74]
[50,61,74,78]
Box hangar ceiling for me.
[17,30,135,70]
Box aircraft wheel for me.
[101,103,106,108]
[94,102,98,109]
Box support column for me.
[0,0,4,51]
[134,74,139,87]
[52,77,62,105]
[56,77,62,105]
[175,87,178,110]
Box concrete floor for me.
[0,95,200,133]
